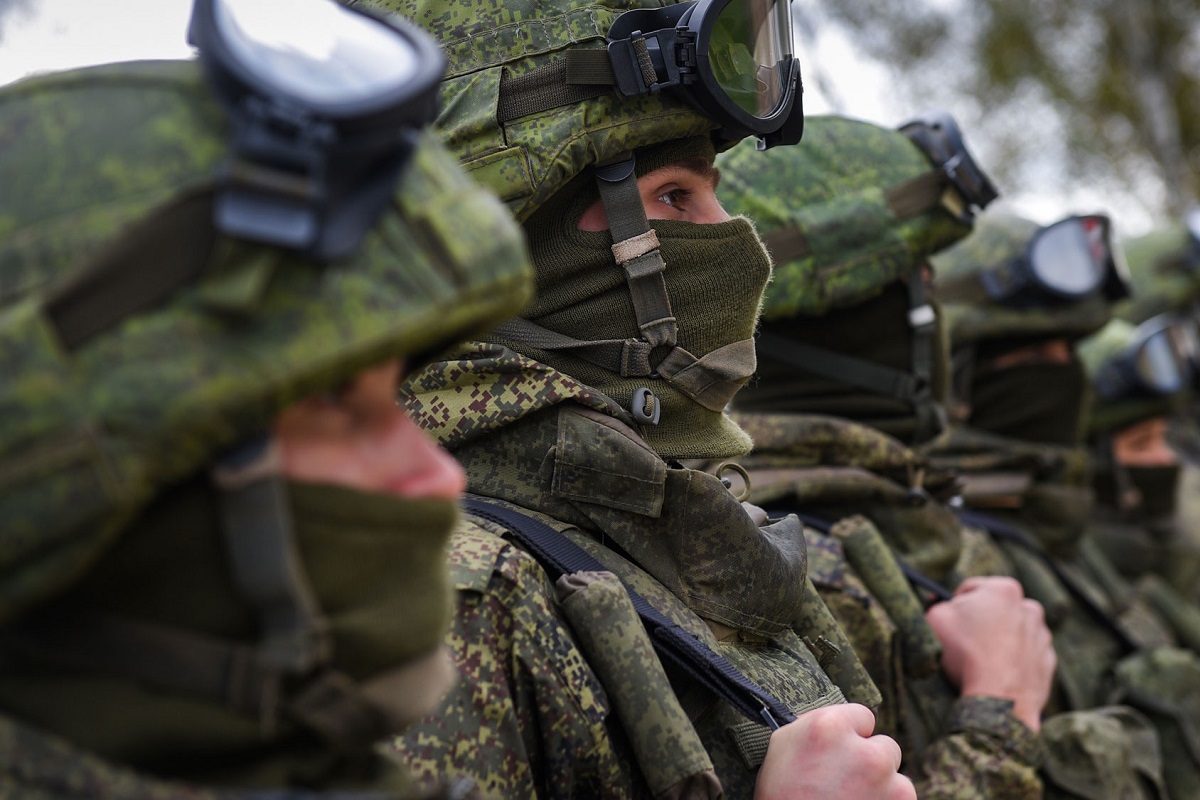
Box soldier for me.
[716,113,1056,798]
[0,0,532,795]
[359,0,914,796]
[929,211,1200,799]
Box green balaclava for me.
[360,0,803,460]
[0,41,531,790]
[488,135,771,459]
[721,113,996,446]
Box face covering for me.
[495,139,772,460]
[966,357,1089,447]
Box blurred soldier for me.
[718,114,1055,798]
[0,0,532,795]
[359,0,914,797]
[930,212,1200,799]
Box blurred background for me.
[1,0,1196,236]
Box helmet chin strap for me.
[490,152,756,426]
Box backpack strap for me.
[461,496,795,729]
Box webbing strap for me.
[595,157,678,349]
[45,187,218,352]
[756,331,925,402]
[885,170,949,221]
[906,272,943,443]
[759,226,811,264]
[0,610,387,749]
[462,497,796,728]
[954,508,1140,654]
[491,317,656,376]
[497,55,613,124]
[212,439,331,674]
[777,510,953,602]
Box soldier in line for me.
[356,0,920,796]
[714,114,1058,797]
[929,212,1200,798]
[0,0,533,795]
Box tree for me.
[796,0,1200,222]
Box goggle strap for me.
[760,226,810,263]
[933,270,992,305]
[595,161,679,349]
[497,55,613,125]
[757,332,925,404]
[885,170,950,221]
[45,187,219,353]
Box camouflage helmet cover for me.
[0,61,532,620]
[717,114,976,320]
[1079,317,1192,434]
[1116,222,1200,324]
[355,0,726,222]
[933,212,1113,349]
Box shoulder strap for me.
[460,496,795,729]
[954,508,1140,654]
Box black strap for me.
[461,497,795,729]
[756,332,926,404]
[954,508,1140,654]
[497,56,613,124]
[776,509,954,602]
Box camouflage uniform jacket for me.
[729,411,1044,799]
[926,424,1200,799]
[392,343,853,799]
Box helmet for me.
[933,212,1125,348]
[720,112,997,444]
[357,0,805,222]
[1116,213,1200,325]
[0,58,532,620]
[718,113,992,320]
[1079,316,1195,435]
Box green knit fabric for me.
[486,138,771,459]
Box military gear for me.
[188,0,446,260]
[720,113,995,445]
[934,212,1115,349]
[937,214,1130,307]
[1116,219,1200,325]
[1084,315,1197,404]
[966,358,1089,447]
[0,60,531,623]
[397,343,857,797]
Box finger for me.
[870,732,903,772]
[953,576,987,596]
[839,702,879,738]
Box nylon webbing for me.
[773,509,953,602]
[760,226,811,264]
[756,331,924,402]
[885,170,949,221]
[45,188,218,352]
[213,439,331,674]
[906,272,941,443]
[497,56,613,124]
[595,157,678,349]
[954,508,1140,653]
[491,316,656,376]
[462,496,796,728]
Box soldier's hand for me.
[926,576,1055,731]
[754,704,915,800]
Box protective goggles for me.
[978,214,1132,306]
[899,112,999,222]
[189,0,445,260]
[1094,314,1199,401]
[607,0,803,147]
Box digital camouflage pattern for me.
[723,411,1046,798]
[0,61,532,622]
[933,213,1113,346]
[717,115,975,320]
[396,344,856,798]
[355,0,720,222]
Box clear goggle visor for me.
[1028,216,1114,297]
[203,0,434,114]
[705,0,793,119]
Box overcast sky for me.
[0,0,1155,235]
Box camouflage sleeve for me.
[911,696,1044,800]
[387,522,642,800]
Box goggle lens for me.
[708,0,793,119]
[1136,328,1189,393]
[1029,216,1110,297]
[215,0,421,106]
